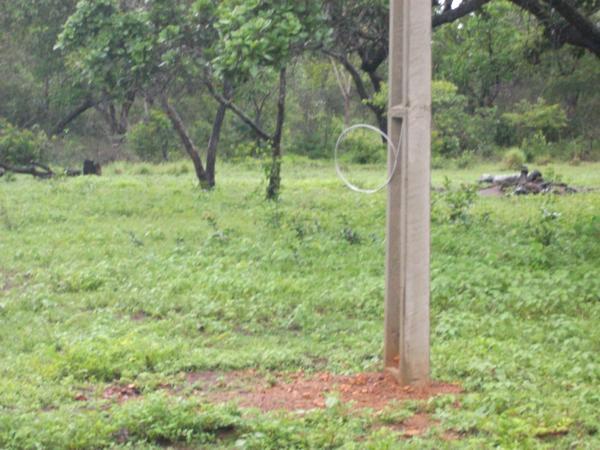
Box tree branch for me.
[158,93,209,187]
[432,0,493,28]
[545,0,600,46]
[509,0,600,56]
[204,79,271,141]
[51,97,96,136]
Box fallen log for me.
[1,159,102,179]
[0,162,54,179]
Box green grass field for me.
[1,159,599,449]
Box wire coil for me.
[334,122,404,194]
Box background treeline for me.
[0,1,598,186]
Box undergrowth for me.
[0,160,599,448]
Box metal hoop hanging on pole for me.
[334,123,403,195]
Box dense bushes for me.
[502,147,526,170]
[337,128,387,164]
[128,110,179,162]
[432,81,499,159]
[502,99,567,145]
[0,119,49,165]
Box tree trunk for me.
[330,58,353,127]
[118,91,136,135]
[206,84,231,188]
[159,95,211,189]
[267,67,287,200]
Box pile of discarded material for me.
[0,159,101,179]
[478,166,577,197]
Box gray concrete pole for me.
[384,0,431,385]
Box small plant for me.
[0,202,14,230]
[530,204,561,247]
[502,147,526,170]
[341,227,361,244]
[339,129,386,165]
[442,177,477,225]
[455,150,476,169]
[521,130,548,162]
[265,202,283,228]
[1,171,16,182]
[544,166,563,184]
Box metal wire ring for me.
[334,123,401,194]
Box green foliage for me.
[432,80,499,158]
[432,80,468,157]
[338,128,386,165]
[214,0,327,80]
[129,110,179,162]
[502,98,568,145]
[0,119,49,165]
[56,0,152,94]
[56,0,208,97]
[455,150,477,169]
[529,204,561,247]
[0,160,599,447]
[112,394,241,445]
[434,1,525,109]
[521,130,549,162]
[435,178,478,225]
[502,147,527,170]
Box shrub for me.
[338,129,386,165]
[521,130,549,162]
[128,110,179,162]
[501,98,567,145]
[432,81,499,158]
[229,141,269,160]
[0,119,49,165]
[455,150,476,169]
[502,147,526,170]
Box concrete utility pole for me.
[384,0,432,385]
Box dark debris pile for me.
[478,167,577,197]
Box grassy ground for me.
[0,159,599,449]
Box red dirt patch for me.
[189,370,461,412]
[103,384,141,403]
[399,413,433,438]
[373,412,436,439]
[1,268,16,292]
[478,185,505,197]
[130,311,150,322]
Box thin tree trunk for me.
[206,83,231,188]
[108,102,119,135]
[159,94,210,189]
[331,58,353,127]
[118,91,136,135]
[267,67,287,200]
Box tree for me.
[434,1,526,109]
[56,0,232,189]
[208,0,327,199]
[0,119,54,178]
[0,0,88,133]
[321,0,599,133]
[508,0,600,56]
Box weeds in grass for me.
[0,161,598,448]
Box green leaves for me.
[213,0,326,80]
[0,119,49,165]
[56,0,201,97]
